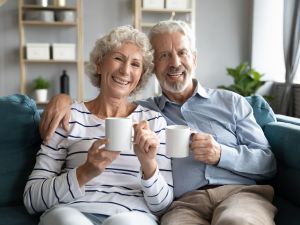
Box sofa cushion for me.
[273,196,300,225]
[264,121,300,207]
[245,95,277,127]
[0,94,41,207]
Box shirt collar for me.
[157,79,209,110]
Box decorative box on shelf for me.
[165,0,190,9]
[143,0,164,9]
[52,43,76,60]
[24,10,54,22]
[26,43,50,60]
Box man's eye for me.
[114,56,123,61]
[159,53,168,59]
[179,51,187,56]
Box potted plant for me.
[33,76,50,103]
[218,62,267,97]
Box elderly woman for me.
[23,26,173,225]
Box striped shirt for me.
[23,103,173,218]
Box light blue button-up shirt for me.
[137,79,276,198]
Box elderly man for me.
[40,20,277,225]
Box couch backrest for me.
[245,95,277,127]
[0,94,41,207]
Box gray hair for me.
[149,20,196,53]
[86,25,154,94]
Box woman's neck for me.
[85,95,136,119]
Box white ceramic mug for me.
[166,125,190,158]
[105,118,133,153]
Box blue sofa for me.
[0,94,300,225]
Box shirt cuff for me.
[140,166,159,187]
[69,168,85,197]
[217,144,239,169]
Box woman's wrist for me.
[140,159,157,180]
[76,164,98,187]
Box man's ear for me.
[193,52,197,68]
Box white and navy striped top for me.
[23,103,173,218]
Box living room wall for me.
[0,0,252,100]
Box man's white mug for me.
[105,117,133,153]
[166,125,190,158]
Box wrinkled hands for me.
[190,133,221,165]
[133,120,159,179]
[40,94,72,143]
[76,139,119,187]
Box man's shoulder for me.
[207,88,244,103]
[135,96,161,112]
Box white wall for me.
[0,0,253,100]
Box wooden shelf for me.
[22,21,77,26]
[22,5,77,11]
[18,0,84,101]
[141,8,193,13]
[24,59,78,63]
[133,0,196,32]
[36,101,49,105]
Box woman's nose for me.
[119,62,130,75]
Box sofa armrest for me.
[264,121,300,207]
[276,114,300,126]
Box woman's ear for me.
[96,63,101,75]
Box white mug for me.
[166,125,190,158]
[105,117,133,153]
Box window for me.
[251,0,285,82]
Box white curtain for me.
[279,0,300,115]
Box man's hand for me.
[133,120,158,179]
[190,133,221,165]
[40,94,72,143]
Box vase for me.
[35,89,48,103]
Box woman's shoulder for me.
[71,102,92,115]
[132,104,166,127]
[133,104,161,116]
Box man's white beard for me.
[160,76,192,93]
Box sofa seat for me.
[0,206,39,225]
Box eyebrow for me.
[111,51,143,62]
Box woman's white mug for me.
[105,118,133,153]
[166,125,190,158]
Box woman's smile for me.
[112,75,130,85]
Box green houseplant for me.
[33,76,50,90]
[218,62,265,97]
[33,76,50,103]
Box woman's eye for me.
[132,63,141,68]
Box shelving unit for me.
[18,0,84,101]
[133,0,196,32]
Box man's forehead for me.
[152,33,190,52]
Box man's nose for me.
[169,54,180,67]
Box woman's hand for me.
[76,139,119,187]
[133,120,158,179]
[40,94,72,144]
